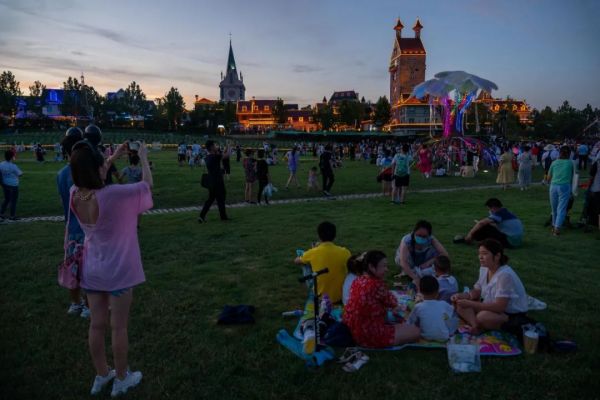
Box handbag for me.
[57,198,83,289]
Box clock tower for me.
[219,39,246,103]
[389,18,426,106]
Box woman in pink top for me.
[70,139,153,397]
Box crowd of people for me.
[1,126,599,395]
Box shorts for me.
[394,174,410,187]
[84,287,133,297]
[178,154,185,162]
[382,174,393,182]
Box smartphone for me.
[129,141,141,151]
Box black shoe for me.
[198,216,206,224]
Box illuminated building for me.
[388,18,442,135]
[477,91,532,125]
[236,98,277,129]
[219,39,246,102]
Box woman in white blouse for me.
[451,239,528,334]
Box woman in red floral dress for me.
[343,251,420,348]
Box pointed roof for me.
[394,18,404,31]
[227,40,237,72]
[413,18,423,30]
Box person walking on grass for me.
[319,144,335,196]
[0,150,23,221]
[548,146,574,236]
[256,149,270,205]
[496,146,514,190]
[243,149,257,203]
[517,145,533,190]
[57,127,89,319]
[391,144,411,204]
[285,146,300,189]
[199,140,230,222]
[70,139,153,396]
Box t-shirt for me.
[342,273,358,305]
[206,153,225,186]
[578,144,589,156]
[407,300,458,341]
[177,144,186,155]
[548,159,573,185]
[0,161,22,186]
[474,265,528,314]
[488,208,524,247]
[74,181,153,291]
[256,159,269,181]
[121,166,142,184]
[57,165,83,237]
[299,242,351,303]
[437,274,458,303]
[319,151,333,171]
[392,153,411,176]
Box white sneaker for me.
[67,303,82,315]
[80,306,91,319]
[90,369,116,395]
[111,370,142,397]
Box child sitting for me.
[407,276,458,341]
[307,166,320,191]
[342,253,363,305]
[434,255,458,303]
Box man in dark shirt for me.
[256,149,270,205]
[199,140,229,222]
[320,144,335,196]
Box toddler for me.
[434,255,458,303]
[307,166,320,191]
[407,276,458,341]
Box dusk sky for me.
[1,0,599,110]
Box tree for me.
[162,87,185,130]
[61,76,81,116]
[554,100,585,138]
[314,104,334,131]
[373,96,391,126]
[27,80,46,116]
[0,71,22,115]
[338,100,364,129]
[272,98,287,125]
[28,80,45,97]
[123,81,147,115]
[532,106,555,138]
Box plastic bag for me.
[447,336,481,373]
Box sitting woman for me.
[452,239,528,334]
[343,251,420,348]
[394,220,449,285]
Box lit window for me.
[242,106,247,112]
[299,117,304,122]
[253,106,258,111]
[288,117,292,122]
[265,106,269,111]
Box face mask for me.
[414,235,430,246]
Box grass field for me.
[1,150,598,399]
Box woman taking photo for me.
[70,140,153,396]
[344,251,420,348]
[452,239,528,335]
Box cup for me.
[523,330,539,354]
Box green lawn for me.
[4,149,553,218]
[1,173,598,399]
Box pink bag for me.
[57,241,83,289]
[57,194,84,289]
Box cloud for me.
[292,64,323,73]
[71,50,86,56]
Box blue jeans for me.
[1,184,19,217]
[550,183,571,229]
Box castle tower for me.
[219,39,246,102]
[389,18,426,107]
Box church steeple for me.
[394,18,404,40]
[227,39,237,73]
[413,18,423,38]
[219,36,246,103]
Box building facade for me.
[219,40,246,103]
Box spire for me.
[227,38,237,73]
[413,18,423,38]
[394,18,404,39]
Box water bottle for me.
[282,310,304,318]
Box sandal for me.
[342,351,369,372]
[337,347,359,364]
